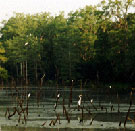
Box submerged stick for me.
[54,114,61,125]
[8,107,17,119]
[117,92,121,127]
[49,120,55,126]
[119,121,121,127]
[111,105,114,112]
[5,107,10,117]
[63,106,70,123]
[117,92,120,113]
[18,113,21,123]
[124,108,131,127]
[124,91,132,127]
[81,106,84,123]
[90,114,97,125]
[63,98,65,115]
[68,80,73,108]
[41,121,47,126]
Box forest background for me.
[0,0,135,88]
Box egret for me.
[28,93,31,98]
[57,93,60,99]
[54,93,60,110]
[78,95,82,105]
[25,42,28,46]
[109,85,111,89]
[78,95,82,110]
[90,99,93,103]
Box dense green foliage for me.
[0,42,8,81]
[0,0,135,85]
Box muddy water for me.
[0,87,135,131]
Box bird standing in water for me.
[54,93,60,110]
[28,93,31,98]
[57,93,60,99]
[78,95,82,111]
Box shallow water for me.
[0,87,135,131]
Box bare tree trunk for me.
[20,62,23,86]
[16,64,18,84]
[69,50,71,79]
[35,62,38,82]
[26,60,28,85]
[20,63,22,76]
[23,62,25,81]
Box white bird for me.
[78,100,81,106]
[78,95,82,106]
[25,42,28,46]
[90,99,93,103]
[79,95,82,97]
[109,86,111,89]
[57,93,60,99]
[28,93,31,98]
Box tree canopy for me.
[0,0,135,85]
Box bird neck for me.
[79,97,82,101]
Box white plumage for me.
[28,93,31,98]
[90,99,93,103]
[57,93,60,98]
[25,42,28,46]
[78,95,82,106]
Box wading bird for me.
[57,93,60,99]
[78,95,82,110]
[90,99,93,103]
[54,93,60,110]
[28,93,31,98]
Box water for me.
[0,86,135,131]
